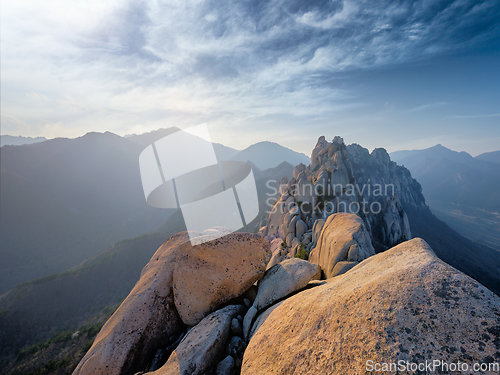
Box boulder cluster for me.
[74,227,500,375]
[243,238,500,374]
[74,136,500,375]
[73,231,271,375]
[73,230,325,375]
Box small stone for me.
[243,298,252,308]
[331,261,358,277]
[242,285,258,303]
[216,355,235,375]
[227,336,245,357]
[231,318,243,337]
[149,349,165,371]
[243,306,258,341]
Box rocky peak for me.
[332,135,344,144]
[371,147,391,165]
[291,163,307,179]
[263,135,426,259]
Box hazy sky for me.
[2,0,499,156]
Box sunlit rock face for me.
[242,238,500,375]
[73,232,270,375]
[263,136,424,256]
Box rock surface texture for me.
[252,258,320,311]
[243,258,320,339]
[309,213,375,278]
[74,135,500,375]
[242,238,500,374]
[73,232,270,375]
[173,233,271,326]
[150,305,244,375]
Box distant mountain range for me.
[0,129,309,293]
[391,144,500,251]
[125,129,310,169]
[476,150,500,164]
[0,132,172,294]
[125,128,240,162]
[230,141,310,170]
[0,135,47,147]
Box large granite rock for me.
[74,232,270,375]
[173,233,271,326]
[73,232,187,375]
[311,219,325,245]
[253,258,320,311]
[243,258,320,339]
[151,305,245,375]
[242,238,500,374]
[309,213,375,278]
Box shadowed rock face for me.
[242,238,500,374]
[150,305,246,375]
[73,232,270,375]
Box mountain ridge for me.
[390,143,500,251]
[230,141,310,170]
[0,135,48,147]
[476,150,500,164]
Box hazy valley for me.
[391,144,500,252]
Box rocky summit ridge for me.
[73,136,500,375]
[263,136,422,272]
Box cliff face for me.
[263,136,425,259]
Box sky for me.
[1,0,499,156]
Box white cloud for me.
[26,91,49,101]
[407,102,448,113]
[1,0,498,147]
[448,113,500,119]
